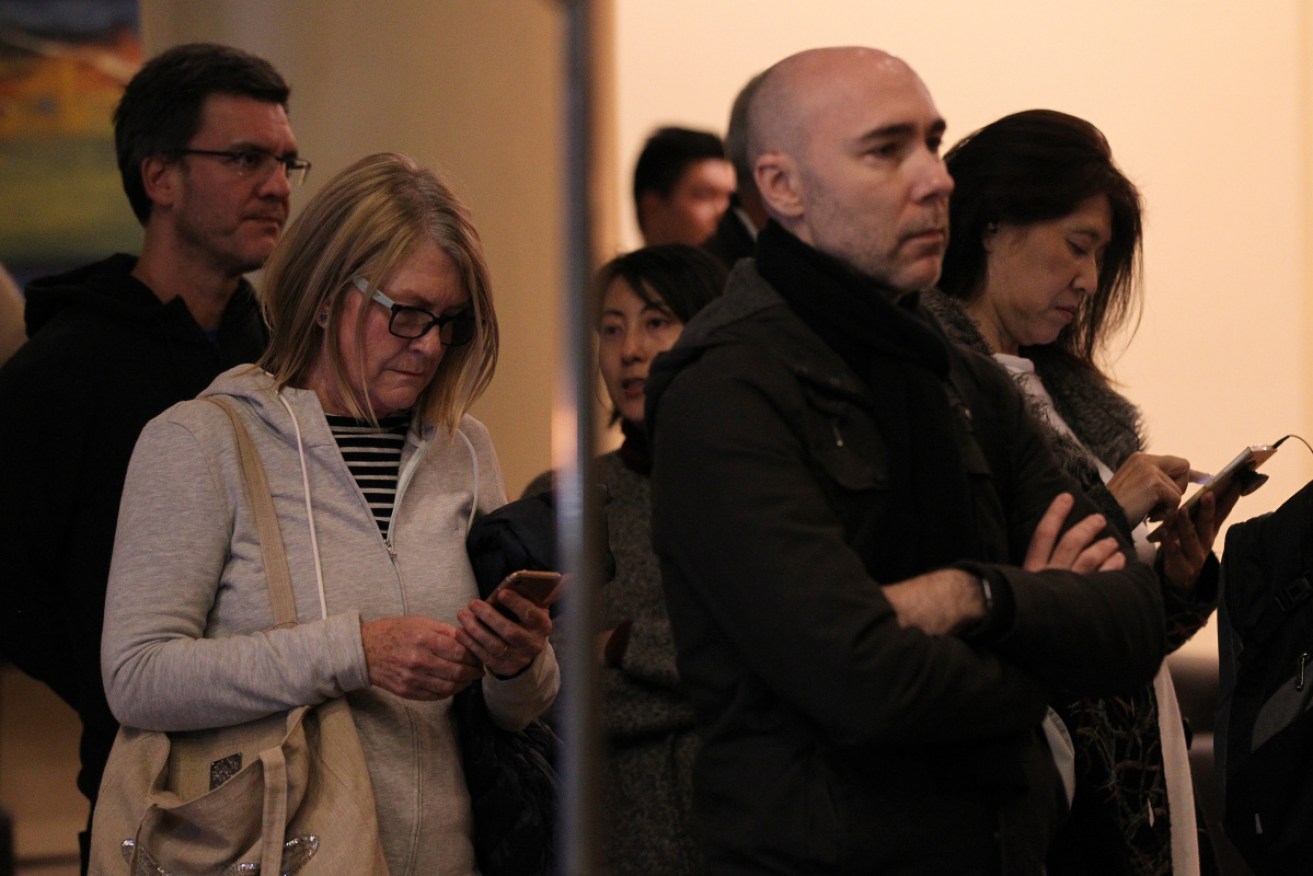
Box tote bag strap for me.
[259,745,291,876]
[205,397,298,630]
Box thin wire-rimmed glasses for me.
[351,277,476,346]
[175,147,312,186]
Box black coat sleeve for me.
[652,347,1052,748]
[957,353,1166,699]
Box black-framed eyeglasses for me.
[351,277,475,346]
[175,147,312,186]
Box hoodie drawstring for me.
[276,392,329,621]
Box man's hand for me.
[882,569,986,636]
[1024,492,1126,573]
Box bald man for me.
[646,47,1165,874]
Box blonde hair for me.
[258,152,498,433]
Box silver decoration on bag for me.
[121,835,320,875]
[209,753,244,790]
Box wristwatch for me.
[975,574,994,613]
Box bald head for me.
[747,48,907,180]
[746,46,954,291]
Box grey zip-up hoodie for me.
[103,365,559,876]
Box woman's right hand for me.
[360,616,485,700]
[1106,452,1195,524]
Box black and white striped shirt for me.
[325,412,411,535]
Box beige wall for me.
[614,0,1313,498]
[613,1,1313,659]
[142,0,566,496]
[614,2,1313,496]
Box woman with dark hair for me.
[525,243,727,875]
[928,110,1237,875]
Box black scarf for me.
[618,418,652,476]
[756,222,981,578]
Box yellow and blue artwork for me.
[0,0,142,281]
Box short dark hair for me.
[632,126,725,230]
[114,43,290,224]
[594,243,727,423]
[939,109,1142,370]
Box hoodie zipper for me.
[382,428,430,564]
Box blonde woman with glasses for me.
[101,153,558,876]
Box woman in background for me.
[102,153,558,876]
[526,243,726,875]
[929,109,1238,876]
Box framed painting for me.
[0,0,142,288]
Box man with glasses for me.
[0,43,302,872]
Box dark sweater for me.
[0,253,268,811]
[524,427,701,875]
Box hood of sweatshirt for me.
[644,255,874,438]
[644,258,778,430]
[24,254,170,336]
[20,254,268,395]
[197,365,440,453]
[23,253,265,351]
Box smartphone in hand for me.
[1181,445,1275,511]
[489,570,563,618]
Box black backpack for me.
[1216,477,1313,874]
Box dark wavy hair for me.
[939,109,1142,373]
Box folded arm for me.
[652,359,1052,748]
